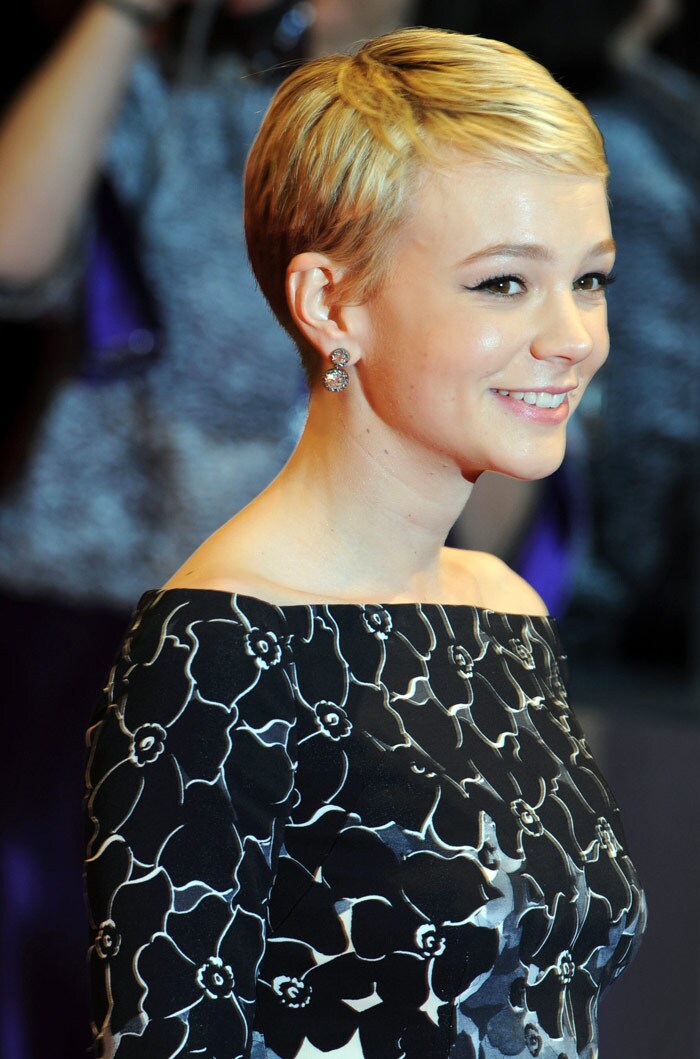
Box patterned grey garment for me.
[0,56,305,607]
[85,590,646,1058]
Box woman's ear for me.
[286,252,364,368]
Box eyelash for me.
[466,272,618,296]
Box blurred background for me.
[0,2,698,1057]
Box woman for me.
[84,27,646,1058]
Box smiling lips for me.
[496,389,571,409]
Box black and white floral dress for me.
[84,590,646,1058]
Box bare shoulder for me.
[161,557,273,600]
[446,548,549,616]
[159,525,314,604]
[160,523,258,596]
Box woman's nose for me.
[529,294,597,363]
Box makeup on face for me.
[358,161,614,482]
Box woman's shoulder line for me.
[443,547,551,619]
[139,577,555,623]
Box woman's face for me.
[356,161,614,483]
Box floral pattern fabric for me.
[84,590,645,1059]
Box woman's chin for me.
[484,446,567,483]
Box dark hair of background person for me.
[162,0,313,74]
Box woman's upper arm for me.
[84,598,298,1058]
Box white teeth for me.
[496,390,569,408]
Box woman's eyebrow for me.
[455,237,617,267]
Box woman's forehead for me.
[400,163,611,254]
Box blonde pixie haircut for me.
[244,26,608,380]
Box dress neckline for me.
[143,586,558,624]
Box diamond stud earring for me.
[322,348,350,392]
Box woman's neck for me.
[226,388,474,602]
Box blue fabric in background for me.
[81,177,161,383]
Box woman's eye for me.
[574,271,616,292]
[469,275,524,296]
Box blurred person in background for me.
[563,0,700,677]
[0,2,414,1057]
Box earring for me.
[322,348,350,392]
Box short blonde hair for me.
[244,27,608,379]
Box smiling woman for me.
[84,25,646,1059]
[333,161,615,486]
